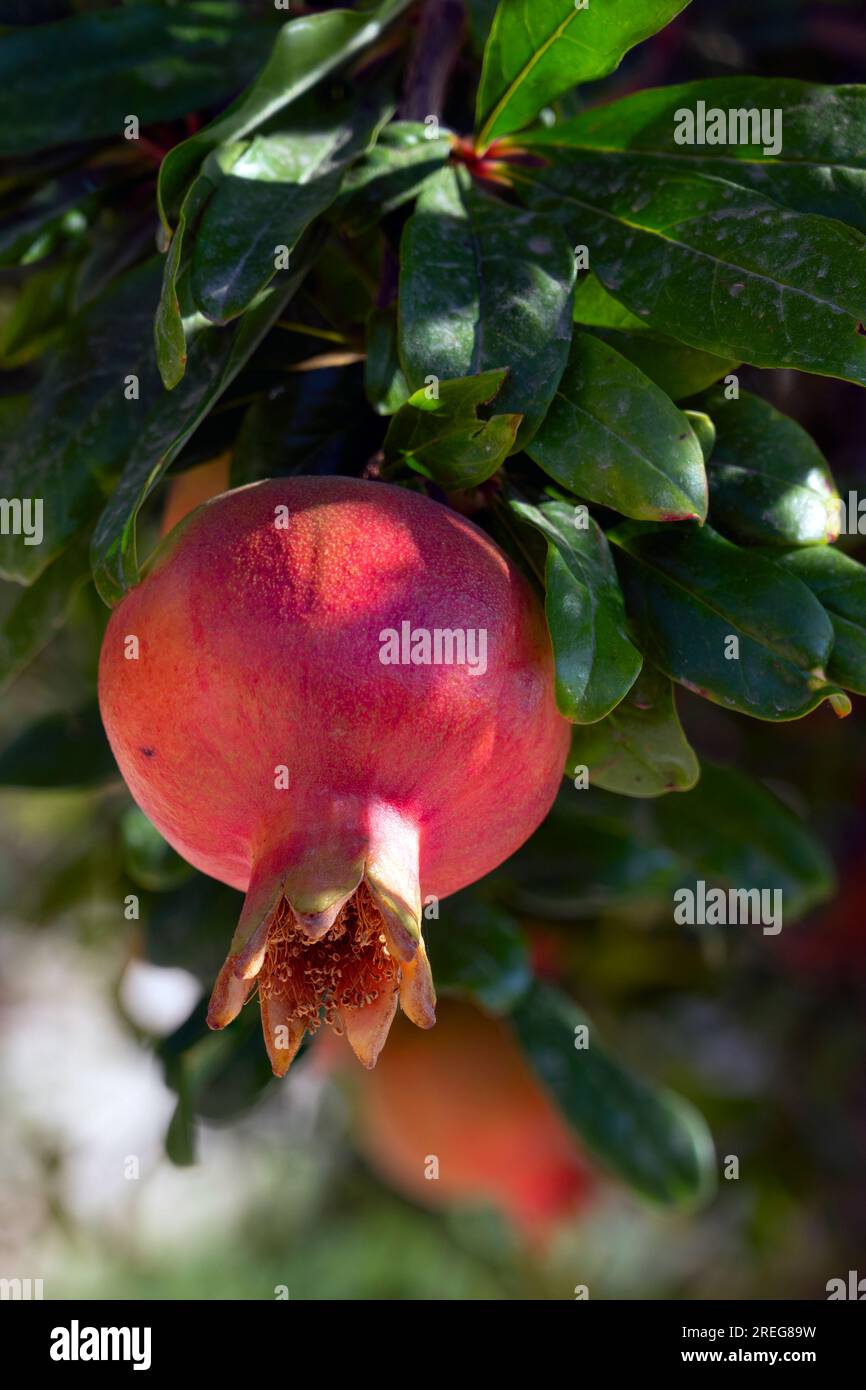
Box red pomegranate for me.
[346,998,595,1240]
[99,477,569,1074]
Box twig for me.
[399,0,466,121]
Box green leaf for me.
[700,387,839,546]
[509,497,642,722]
[572,272,739,397]
[567,663,699,797]
[475,0,691,147]
[512,981,716,1207]
[523,152,866,387]
[526,78,866,231]
[158,0,414,224]
[426,891,531,1014]
[600,332,738,401]
[0,170,102,269]
[774,546,866,695]
[336,121,451,234]
[91,258,312,606]
[504,762,832,923]
[0,536,90,691]
[1,260,79,365]
[155,171,219,390]
[609,521,850,720]
[526,332,708,521]
[121,807,195,893]
[656,762,834,921]
[399,167,575,449]
[503,786,682,918]
[160,1001,277,1125]
[0,702,116,787]
[0,261,168,585]
[191,95,387,324]
[383,370,520,487]
[683,410,716,463]
[2,3,278,157]
[165,1068,198,1168]
[364,307,410,416]
[145,875,243,985]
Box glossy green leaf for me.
[512,981,716,1207]
[683,410,716,463]
[609,520,850,720]
[0,261,167,585]
[91,258,312,606]
[600,332,737,401]
[475,0,691,146]
[523,152,866,387]
[155,171,219,390]
[700,387,839,546]
[657,762,834,921]
[775,545,866,695]
[572,272,739,397]
[567,663,699,797]
[426,891,531,1014]
[191,96,387,324]
[526,332,708,521]
[0,537,90,691]
[364,307,410,416]
[399,167,575,448]
[2,3,277,157]
[509,497,642,722]
[526,78,866,231]
[158,0,413,224]
[0,702,116,787]
[336,122,451,234]
[383,370,520,487]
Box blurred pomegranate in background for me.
[160,454,231,536]
[344,997,595,1241]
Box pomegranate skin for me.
[98,477,570,1070]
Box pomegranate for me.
[347,998,595,1239]
[99,477,569,1074]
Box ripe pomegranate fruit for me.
[99,477,569,1074]
[346,998,595,1239]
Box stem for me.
[399,0,466,121]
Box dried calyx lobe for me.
[208,866,435,1077]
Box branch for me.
[399,0,466,121]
